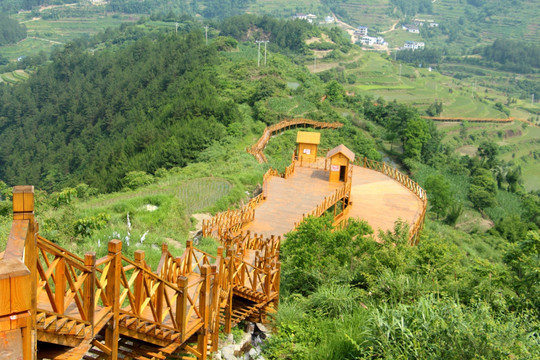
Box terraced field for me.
[337,0,394,31]
[333,51,509,118]
[0,70,31,84]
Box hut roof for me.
[326,144,355,162]
[296,131,321,145]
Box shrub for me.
[122,171,154,190]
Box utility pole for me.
[256,40,262,67]
[532,94,535,106]
[175,23,178,33]
[263,40,269,66]
[399,63,402,76]
[314,55,317,71]
[205,25,209,45]
[256,40,269,67]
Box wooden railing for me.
[355,157,427,245]
[0,186,36,360]
[422,116,513,123]
[2,185,281,360]
[247,118,343,163]
[294,179,352,229]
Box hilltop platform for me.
[244,164,423,238]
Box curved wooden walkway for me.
[1,119,427,360]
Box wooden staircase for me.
[0,186,281,360]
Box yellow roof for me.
[326,144,355,162]
[296,131,321,145]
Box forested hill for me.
[0,14,26,46]
[0,31,240,192]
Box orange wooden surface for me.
[347,165,424,235]
[243,167,342,237]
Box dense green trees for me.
[0,14,26,46]
[424,174,452,219]
[0,31,240,192]
[362,99,440,165]
[482,39,539,73]
[219,15,314,54]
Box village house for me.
[402,24,420,34]
[356,26,368,36]
[293,13,317,23]
[403,41,425,50]
[359,36,385,46]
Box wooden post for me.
[264,264,272,297]
[224,257,234,334]
[210,264,220,352]
[84,252,96,335]
[252,253,259,292]
[197,265,211,360]
[10,186,37,360]
[55,257,66,314]
[186,240,193,273]
[363,156,367,168]
[273,262,281,311]
[133,250,145,316]
[105,240,122,359]
[176,276,188,343]
[156,245,168,322]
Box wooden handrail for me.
[247,118,343,163]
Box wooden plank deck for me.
[347,165,424,234]
[243,165,423,238]
[243,167,342,237]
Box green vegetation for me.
[264,216,540,359]
[0,11,539,360]
[0,14,26,46]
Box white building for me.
[402,24,420,34]
[324,16,335,24]
[403,41,425,50]
[359,36,385,46]
[293,13,317,23]
[357,26,368,36]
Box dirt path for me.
[331,12,358,43]
[380,20,399,34]
[29,36,63,45]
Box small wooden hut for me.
[326,144,355,182]
[296,131,321,163]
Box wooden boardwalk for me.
[1,119,427,360]
[244,167,342,237]
[242,165,423,238]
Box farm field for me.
[3,7,139,61]
[318,50,517,119]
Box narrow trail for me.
[380,20,399,34]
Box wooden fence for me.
[246,118,343,163]
[422,116,513,123]
[2,186,278,360]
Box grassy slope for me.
[438,121,540,191]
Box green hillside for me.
[0,17,539,360]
